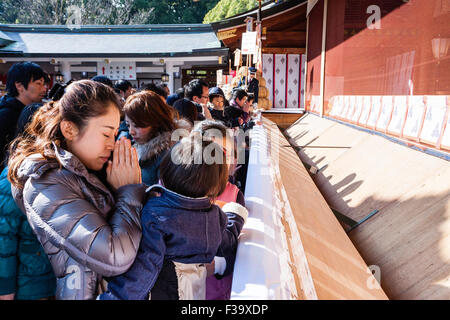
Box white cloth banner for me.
[274,54,287,108]
[286,54,300,109]
[262,54,274,108]
[300,54,306,109]
[263,53,305,109]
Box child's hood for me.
[142,185,227,263]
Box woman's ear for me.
[60,120,79,141]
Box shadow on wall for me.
[282,128,450,300]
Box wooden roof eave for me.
[210,0,308,33]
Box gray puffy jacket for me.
[11,143,146,300]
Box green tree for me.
[203,0,261,24]
[0,0,221,25]
[0,0,25,24]
[136,0,220,24]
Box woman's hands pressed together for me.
[106,137,142,190]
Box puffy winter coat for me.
[10,143,146,300]
[134,119,191,186]
[0,166,56,299]
[99,184,248,300]
[0,95,25,169]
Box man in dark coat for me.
[247,67,259,104]
[0,62,47,169]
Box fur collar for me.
[134,118,191,162]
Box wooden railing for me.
[231,116,388,300]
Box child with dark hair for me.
[99,134,248,300]
[208,87,230,125]
[191,120,245,300]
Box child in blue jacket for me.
[99,134,247,300]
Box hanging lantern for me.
[431,38,450,60]
[161,72,170,83]
[55,71,64,83]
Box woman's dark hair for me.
[184,79,208,101]
[91,75,114,88]
[166,94,180,106]
[176,86,185,99]
[123,90,178,139]
[14,103,42,137]
[160,135,228,198]
[8,80,121,188]
[173,98,198,125]
[48,80,74,102]
[6,62,47,97]
[231,88,248,101]
[114,79,132,93]
[140,83,167,98]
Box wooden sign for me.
[216,69,223,86]
[234,49,241,67]
[419,95,447,146]
[242,32,257,55]
[439,104,450,150]
[327,96,335,117]
[367,96,382,129]
[351,96,364,124]
[339,95,351,120]
[387,96,408,136]
[310,95,321,114]
[345,96,356,122]
[403,95,426,140]
[358,96,372,127]
[97,61,136,80]
[376,96,393,132]
[329,96,343,118]
[245,17,254,32]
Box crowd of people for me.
[0,61,260,300]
